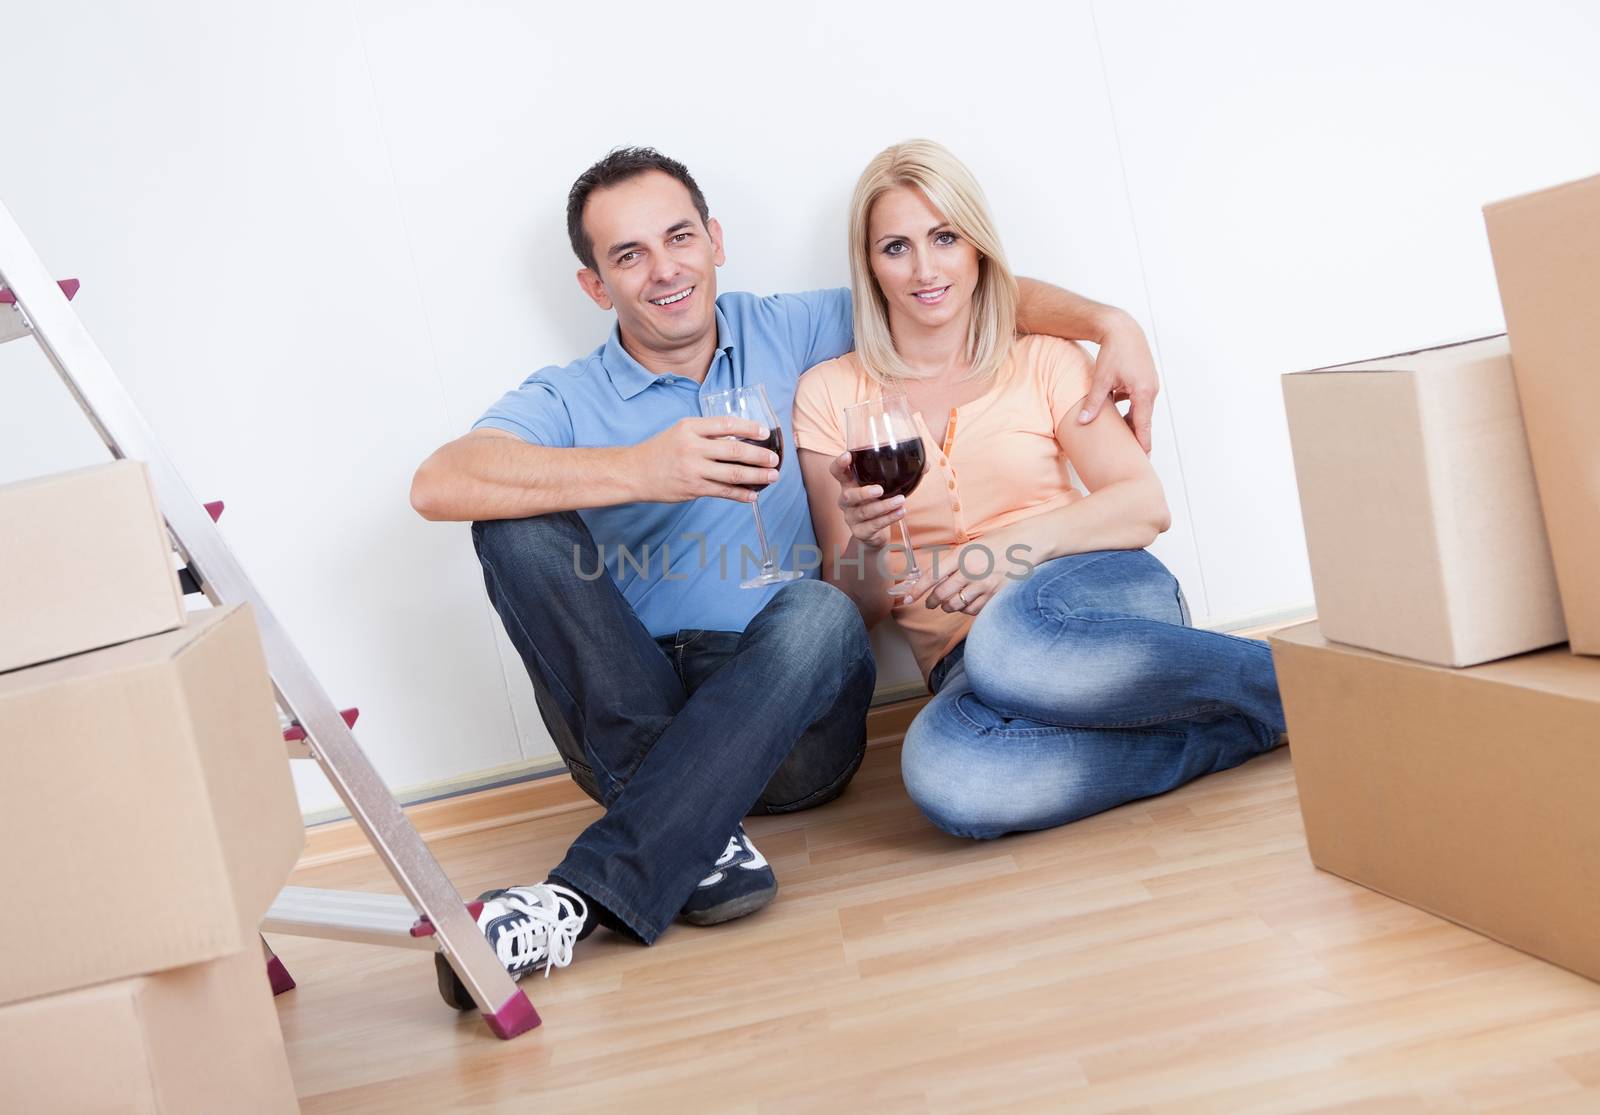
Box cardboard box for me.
[1271,621,1600,983]
[0,604,304,1006]
[0,460,187,674]
[0,948,299,1114]
[1485,174,1600,654]
[1282,336,1565,666]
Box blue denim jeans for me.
[901,549,1285,840]
[473,512,874,943]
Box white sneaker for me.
[474,883,588,979]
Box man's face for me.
[577,171,725,355]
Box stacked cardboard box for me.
[0,461,303,1113]
[1273,172,1600,985]
[1484,175,1600,653]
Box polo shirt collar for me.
[601,305,737,400]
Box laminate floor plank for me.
[272,746,1600,1113]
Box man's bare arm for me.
[411,430,635,521]
[1015,277,1160,454]
[410,420,780,523]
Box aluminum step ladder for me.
[0,197,539,1039]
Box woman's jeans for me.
[902,550,1286,840]
[472,512,875,943]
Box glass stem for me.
[750,499,776,574]
[897,520,919,579]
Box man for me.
[410,147,1160,990]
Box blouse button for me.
[953,502,962,512]
[947,479,956,490]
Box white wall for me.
[2,1,1597,815]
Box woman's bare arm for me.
[907,401,1171,614]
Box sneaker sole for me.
[680,880,778,927]
[434,951,477,1012]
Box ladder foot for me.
[266,954,296,996]
[434,953,542,1037]
[484,989,541,1040]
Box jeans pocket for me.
[1176,583,1193,628]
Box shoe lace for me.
[493,886,588,978]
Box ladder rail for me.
[0,198,537,1039]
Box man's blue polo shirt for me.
[473,288,853,638]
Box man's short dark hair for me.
[566,146,711,271]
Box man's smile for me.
[649,286,695,307]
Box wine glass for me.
[700,383,802,589]
[843,394,928,591]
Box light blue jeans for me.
[901,550,1286,840]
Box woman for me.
[792,140,1285,839]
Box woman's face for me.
[866,185,980,333]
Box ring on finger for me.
[955,590,968,607]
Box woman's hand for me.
[897,540,1014,616]
[828,452,905,549]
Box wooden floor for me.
[272,744,1600,1114]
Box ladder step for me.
[176,500,227,594]
[283,707,359,742]
[1,278,80,345]
[0,277,79,304]
[264,886,437,950]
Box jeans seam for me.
[1070,702,1231,729]
[1026,550,1141,624]
[546,867,657,945]
[947,694,1188,740]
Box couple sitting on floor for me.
[409,140,1287,994]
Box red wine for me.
[738,428,784,491]
[851,438,926,500]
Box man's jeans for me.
[902,549,1285,839]
[472,512,874,943]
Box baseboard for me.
[295,694,931,870]
[297,755,573,828]
[1211,604,1317,638]
[295,607,1316,871]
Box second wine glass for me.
[843,393,928,593]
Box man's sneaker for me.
[435,882,588,1011]
[478,883,588,977]
[680,826,777,926]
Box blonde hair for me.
[847,139,1019,386]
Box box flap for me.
[1483,171,1600,215]
[1286,335,1507,377]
